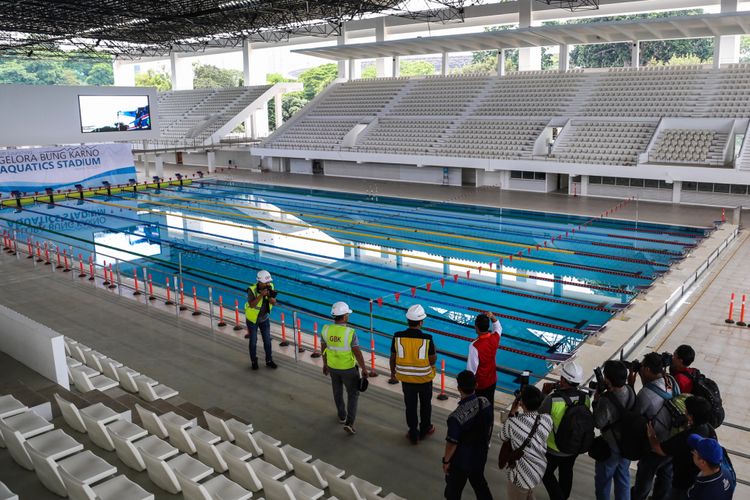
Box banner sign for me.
[0,143,135,194]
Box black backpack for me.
[689,369,725,428]
[554,391,595,455]
[605,389,651,461]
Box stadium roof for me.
[293,10,750,60]
[0,0,493,58]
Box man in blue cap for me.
[686,435,735,499]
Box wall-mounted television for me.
[79,95,151,133]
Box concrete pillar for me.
[274,94,283,128]
[375,18,390,77]
[497,50,506,76]
[559,44,569,71]
[518,0,541,71]
[169,52,193,90]
[249,113,257,139]
[155,155,164,178]
[392,56,401,77]
[353,244,361,261]
[338,24,349,79]
[441,52,449,75]
[348,59,360,81]
[672,181,681,203]
[631,41,640,68]
[242,40,253,85]
[714,0,740,68]
[112,60,135,86]
[207,151,216,174]
[580,175,589,196]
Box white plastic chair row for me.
[0,481,17,500]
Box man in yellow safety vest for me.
[245,270,277,370]
[322,301,368,435]
[390,304,437,445]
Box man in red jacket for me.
[670,344,697,394]
[466,311,502,405]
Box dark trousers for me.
[476,384,496,407]
[247,318,273,363]
[444,466,493,500]
[631,452,673,500]
[543,452,578,500]
[402,381,432,439]
[329,367,360,426]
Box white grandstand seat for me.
[27,447,116,497]
[66,357,83,371]
[141,450,213,494]
[252,431,281,447]
[0,395,28,419]
[175,471,252,500]
[363,492,407,500]
[111,432,177,472]
[260,439,306,472]
[134,403,193,440]
[115,366,144,393]
[0,481,17,500]
[326,472,364,500]
[71,345,91,364]
[204,411,253,442]
[193,432,251,473]
[225,452,283,492]
[82,350,111,372]
[0,421,81,470]
[60,469,154,500]
[0,410,54,448]
[69,366,118,393]
[134,376,179,402]
[289,456,327,489]
[53,393,121,440]
[257,473,297,500]
[164,418,217,454]
[232,426,264,456]
[100,359,124,382]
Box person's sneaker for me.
[251,360,259,370]
[406,432,418,445]
[338,417,347,424]
[419,425,436,440]
[343,425,356,435]
[243,333,250,339]
[266,360,278,369]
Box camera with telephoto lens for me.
[588,367,606,393]
[268,289,278,298]
[622,359,642,373]
[514,370,531,398]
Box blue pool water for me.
[0,180,709,392]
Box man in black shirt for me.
[442,370,494,500]
[647,396,717,500]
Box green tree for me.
[740,36,750,63]
[0,61,37,84]
[268,92,309,130]
[399,60,436,76]
[85,63,114,85]
[361,66,377,78]
[298,63,338,101]
[135,68,172,91]
[266,72,294,84]
[193,62,243,88]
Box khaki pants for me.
[506,480,536,500]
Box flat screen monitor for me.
[79,95,151,133]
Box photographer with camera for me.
[499,384,553,500]
[539,361,593,500]
[591,360,637,500]
[668,345,696,395]
[630,352,681,500]
[244,270,278,370]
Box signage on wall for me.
[0,143,136,193]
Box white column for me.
[497,49,506,76]
[559,44,569,71]
[348,59,360,80]
[518,0,541,71]
[242,40,252,86]
[714,0,740,68]
[672,181,681,203]
[631,41,640,68]
[375,18,390,77]
[337,23,349,79]
[112,59,135,86]
[392,56,401,77]
[169,52,193,90]
[441,52,449,75]
[580,175,589,196]
[207,151,216,174]
[154,155,164,178]
[274,94,283,128]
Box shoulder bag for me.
[498,414,541,470]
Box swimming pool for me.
[0,180,709,392]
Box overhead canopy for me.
[293,10,750,60]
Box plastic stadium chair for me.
[53,394,121,446]
[228,424,264,456]
[135,377,179,402]
[225,451,283,493]
[260,439,294,472]
[27,447,116,497]
[203,411,253,442]
[289,456,327,489]
[193,433,251,473]
[141,450,213,494]
[0,395,27,420]
[0,410,53,448]
[60,469,154,500]
[175,470,252,500]
[325,472,365,500]
[69,366,118,393]
[0,481,17,500]
[164,419,217,455]
[0,422,81,471]
[115,366,143,393]
[134,404,192,440]
[111,432,177,472]
[257,473,296,500]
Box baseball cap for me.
[331,301,353,316]
[687,434,723,465]
[561,361,584,384]
[256,270,272,283]
[406,304,426,321]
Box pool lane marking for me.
[80,195,637,295]
[109,193,652,281]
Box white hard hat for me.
[331,301,353,316]
[561,361,584,384]
[256,270,272,283]
[406,304,426,322]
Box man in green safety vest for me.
[245,270,277,370]
[322,301,368,436]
